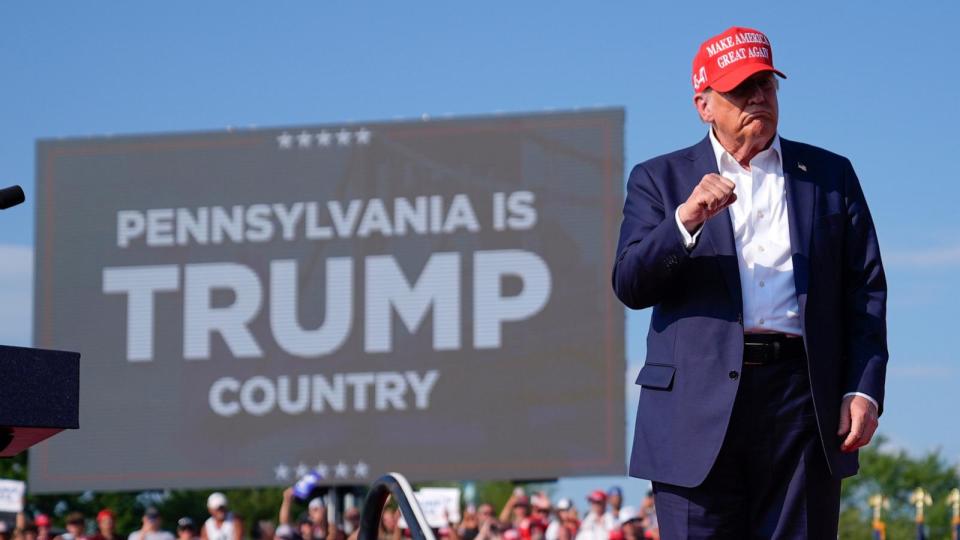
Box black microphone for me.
[0,186,25,210]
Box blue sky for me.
[2,1,958,507]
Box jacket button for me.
[728,370,739,380]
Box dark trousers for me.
[652,349,841,539]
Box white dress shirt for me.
[674,129,878,409]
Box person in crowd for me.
[529,494,551,531]
[376,507,399,540]
[538,496,563,540]
[21,523,39,540]
[600,488,633,529]
[341,508,360,540]
[56,512,88,540]
[498,490,530,531]
[90,510,119,540]
[619,515,644,540]
[176,519,197,540]
[574,491,612,540]
[279,489,340,540]
[472,511,503,540]
[129,508,174,540]
[296,519,312,540]
[273,524,297,540]
[307,498,336,540]
[556,499,578,540]
[0,521,11,540]
[475,505,495,529]
[456,505,479,540]
[252,521,275,540]
[311,499,342,540]
[636,492,656,540]
[34,515,52,540]
[200,493,242,540]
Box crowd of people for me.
[0,486,658,540]
[454,487,659,540]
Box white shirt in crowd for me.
[203,516,237,540]
[603,506,636,528]
[574,512,614,540]
[128,532,175,540]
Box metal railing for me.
[358,472,436,540]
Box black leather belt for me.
[743,334,805,365]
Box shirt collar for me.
[707,128,782,173]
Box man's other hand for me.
[678,173,737,233]
[837,395,879,452]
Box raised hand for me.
[677,173,737,233]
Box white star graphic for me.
[274,463,291,481]
[277,132,294,149]
[335,129,352,146]
[315,462,329,478]
[316,131,333,147]
[354,128,372,145]
[334,461,350,478]
[295,462,310,478]
[353,461,369,479]
[297,131,313,148]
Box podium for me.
[0,345,79,456]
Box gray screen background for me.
[30,109,625,493]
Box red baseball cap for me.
[587,490,607,503]
[692,26,786,93]
[34,514,50,527]
[97,509,115,522]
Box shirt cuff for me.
[843,392,879,411]
[674,204,704,249]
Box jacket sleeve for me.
[840,158,888,415]
[611,163,692,310]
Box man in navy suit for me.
[612,26,887,538]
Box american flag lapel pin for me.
[797,162,807,172]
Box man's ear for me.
[693,92,712,123]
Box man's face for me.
[478,504,495,523]
[696,72,779,146]
[309,505,325,524]
[67,523,84,537]
[381,508,398,529]
[143,516,160,531]
[344,509,360,532]
[209,506,227,520]
[99,518,114,533]
[609,494,621,509]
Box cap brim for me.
[709,64,786,93]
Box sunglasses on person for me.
[720,73,777,101]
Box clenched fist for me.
[678,173,737,233]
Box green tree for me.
[840,434,960,539]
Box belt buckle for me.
[743,342,766,366]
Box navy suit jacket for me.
[612,134,887,488]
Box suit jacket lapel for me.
[780,138,814,311]
[687,135,743,312]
